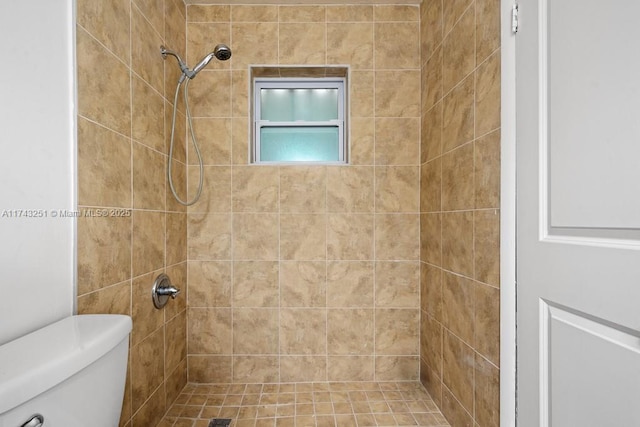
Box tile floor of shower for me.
[158,381,450,427]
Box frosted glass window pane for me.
[260,127,340,162]
[260,88,338,121]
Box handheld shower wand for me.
[161,44,232,206]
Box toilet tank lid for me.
[0,314,132,415]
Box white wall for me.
[0,0,76,344]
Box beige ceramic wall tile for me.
[132,211,165,276]
[131,328,164,411]
[327,23,374,70]
[187,213,232,260]
[231,117,249,165]
[280,167,326,213]
[326,166,374,213]
[441,142,474,211]
[233,213,279,260]
[420,0,443,61]
[188,261,232,307]
[132,6,163,93]
[233,356,279,383]
[233,308,279,354]
[280,261,326,308]
[188,307,232,354]
[131,270,164,345]
[166,160,188,213]
[375,71,421,118]
[188,166,232,214]
[133,0,164,39]
[77,117,131,208]
[374,118,420,165]
[327,309,374,354]
[420,158,441,213]
[188,355,232,383]
[77,280,131,315]
[186,23,231,70]
[475,129,501,209]
[442,3,475,92]
[133,142,166,210]
[474,209,500,287]
[327,356,374,381]
[375,214,420,260]
[231,5,278,22]
[441,211,474,277]
[442,272,476,347]
[187,71,231,117]
[375,356,419,381]
[232,166,279,212]
[375,309,419,355]
[190,118,232,165]
[475,50,501,137]
[350,71,375,118]
[187,5,230,22]
[375,261,420,308]
[475,282,500,366]
[420,313,443,378]
[442,74,475,152]
[476,0,501,64]
[231,23,278,69]
[374,23,420,70]
[232,70,248,117]
[374,5,419,21]
[326,261,374,307]
[375,166,420,213]
[350,118,375,165]
[280,214,326,260]
[420,102,442,163]
[132,386,165,427]
[442,331,475,414]
[280,356,327,382]
[280,309,326,355]
[166,101,186,163]
[326,5,373,22]
[132,76,165,153]
[475,353,500,427]
[327,214,374,260]
[422,46,443,112]
[77,215,131,294]
[164,311,187,384]
[164,262,187,319]
[77,0,130,64]
[279,23,326,65]
[443,0,473,35]
[441,386,474,427]
[421,263,443,321]
[166,212,187,266]
[279,5,325,22]
[420,213,442,267]
[233,261,279,307]
[77,28,131,136]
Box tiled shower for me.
[75,0,500,426]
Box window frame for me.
[253,77,347,164]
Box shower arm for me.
[160,45,194,81]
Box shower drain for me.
[208,419,232,427]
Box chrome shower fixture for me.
[161,44,232,81]
[162,43,233,206]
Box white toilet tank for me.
[0,314,132,427]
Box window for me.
[252,74,347,164]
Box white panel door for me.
[516,0,640,425]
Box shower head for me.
[213,44,232,61]
[191,44,232,75]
